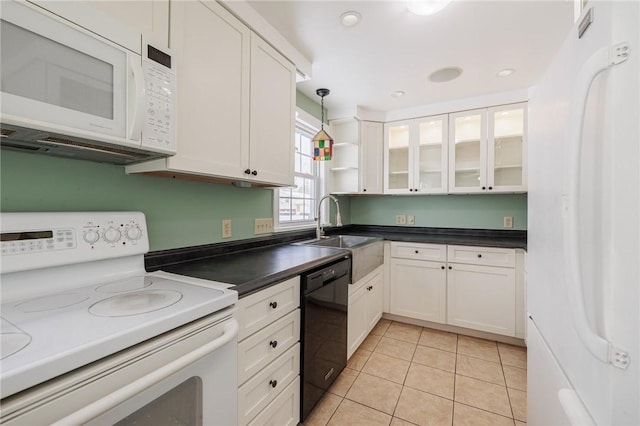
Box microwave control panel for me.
[142,44,176,154]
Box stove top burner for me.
[95,276,153,293]
[1,333,31,359]
[15,293,90,313]
[89,289,183,317]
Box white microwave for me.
[0,1,176,164]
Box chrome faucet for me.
[316,195,342,240]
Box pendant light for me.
[312,88,333,161]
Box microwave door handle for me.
[128,54,146,141]
[50,319,239,426]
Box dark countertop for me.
[146,225,525,298]
[155,244,349,298]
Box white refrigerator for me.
[528,1,639,425]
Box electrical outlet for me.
[407,215,415,225]
[395,215,407,225]
[222,219,232,238]
[503,216,514,228]
[254,218,274,235]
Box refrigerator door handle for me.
[563,42,630,368]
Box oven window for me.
[114,377,202,426]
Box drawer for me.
[238,309,300,385]
[390,242,447,262]
[447,245,515,268]
[248,376,300,426]
[237,276,300,341]
[238,343,300,425]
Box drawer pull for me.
[477,254,482,258]
[441,266,445,270]
[269,301,278,309]
[269,379,278,388]
[414,250,419,254]
[448,266,452,270]
[269,340,278,348]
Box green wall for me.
[1,150,274,251]
[349,194,527,230]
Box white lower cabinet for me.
[347,266,383,358]
[388,242,523,338]
[389,258,447,323]
[237,277,301,426]
[446,263,516,336]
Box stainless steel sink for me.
[297,235,384,283]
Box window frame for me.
[274,108,326,230]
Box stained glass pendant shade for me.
[312,88,333,161]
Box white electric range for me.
[0,212,239,425]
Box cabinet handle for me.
[409,189,413,192]
[269,340,278,348]
[441,266,445,270]
[363,188,367,192]
[414,188,418,192]
[482,186,486,190]
[244,168,251,175]
[251,170,258,176]
[269,379,278,388]
[414,250,419,254]
[269,301,278,309]
[477,254,482,258]
[448,266,452,270]
[488,186,493,190]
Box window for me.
[275,109,324,229]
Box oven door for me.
[0,1,143,145]
[0,310,238,426]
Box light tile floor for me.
[303,319,527,426]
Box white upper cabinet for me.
[359,121,384,194]
[384,115,448,194]
[448,103,527,193]
[126,0,295,187]
[248,34,295,186]
[328,119,383,194]
[90,0,169,48]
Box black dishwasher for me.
[300,257,351,421]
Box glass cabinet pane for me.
[387,124,410,190]
[417,119,444,191]
[453,114,482,188]
[492,108,524,187]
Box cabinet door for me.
[447,263,516,336]
[389,258,446,323]
[168,0,250,178]
[347,284,368,359]
[448,109,487,193]
[249,34,296,186]
[359,121,383,194]
[488,103,527,192]
[366,271,383,330]
[92,0,169,48]
[415,115,448,194]
[384,120,413,194]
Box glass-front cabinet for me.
[448,103,526,193]
[384,115,448,194]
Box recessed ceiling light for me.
[407,0,453,16]
[391,91,406,98]
[429,67,463,83]
[340,11,361,27]
[497,68,515,77]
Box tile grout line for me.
[498,343,517,421]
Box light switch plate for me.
[254,218,274,234]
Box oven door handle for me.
[51,319,239,426]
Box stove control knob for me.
[83,229,100,244]
[103,227,121,243]
[126,226,143,241]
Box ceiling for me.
[246,0,575,114]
